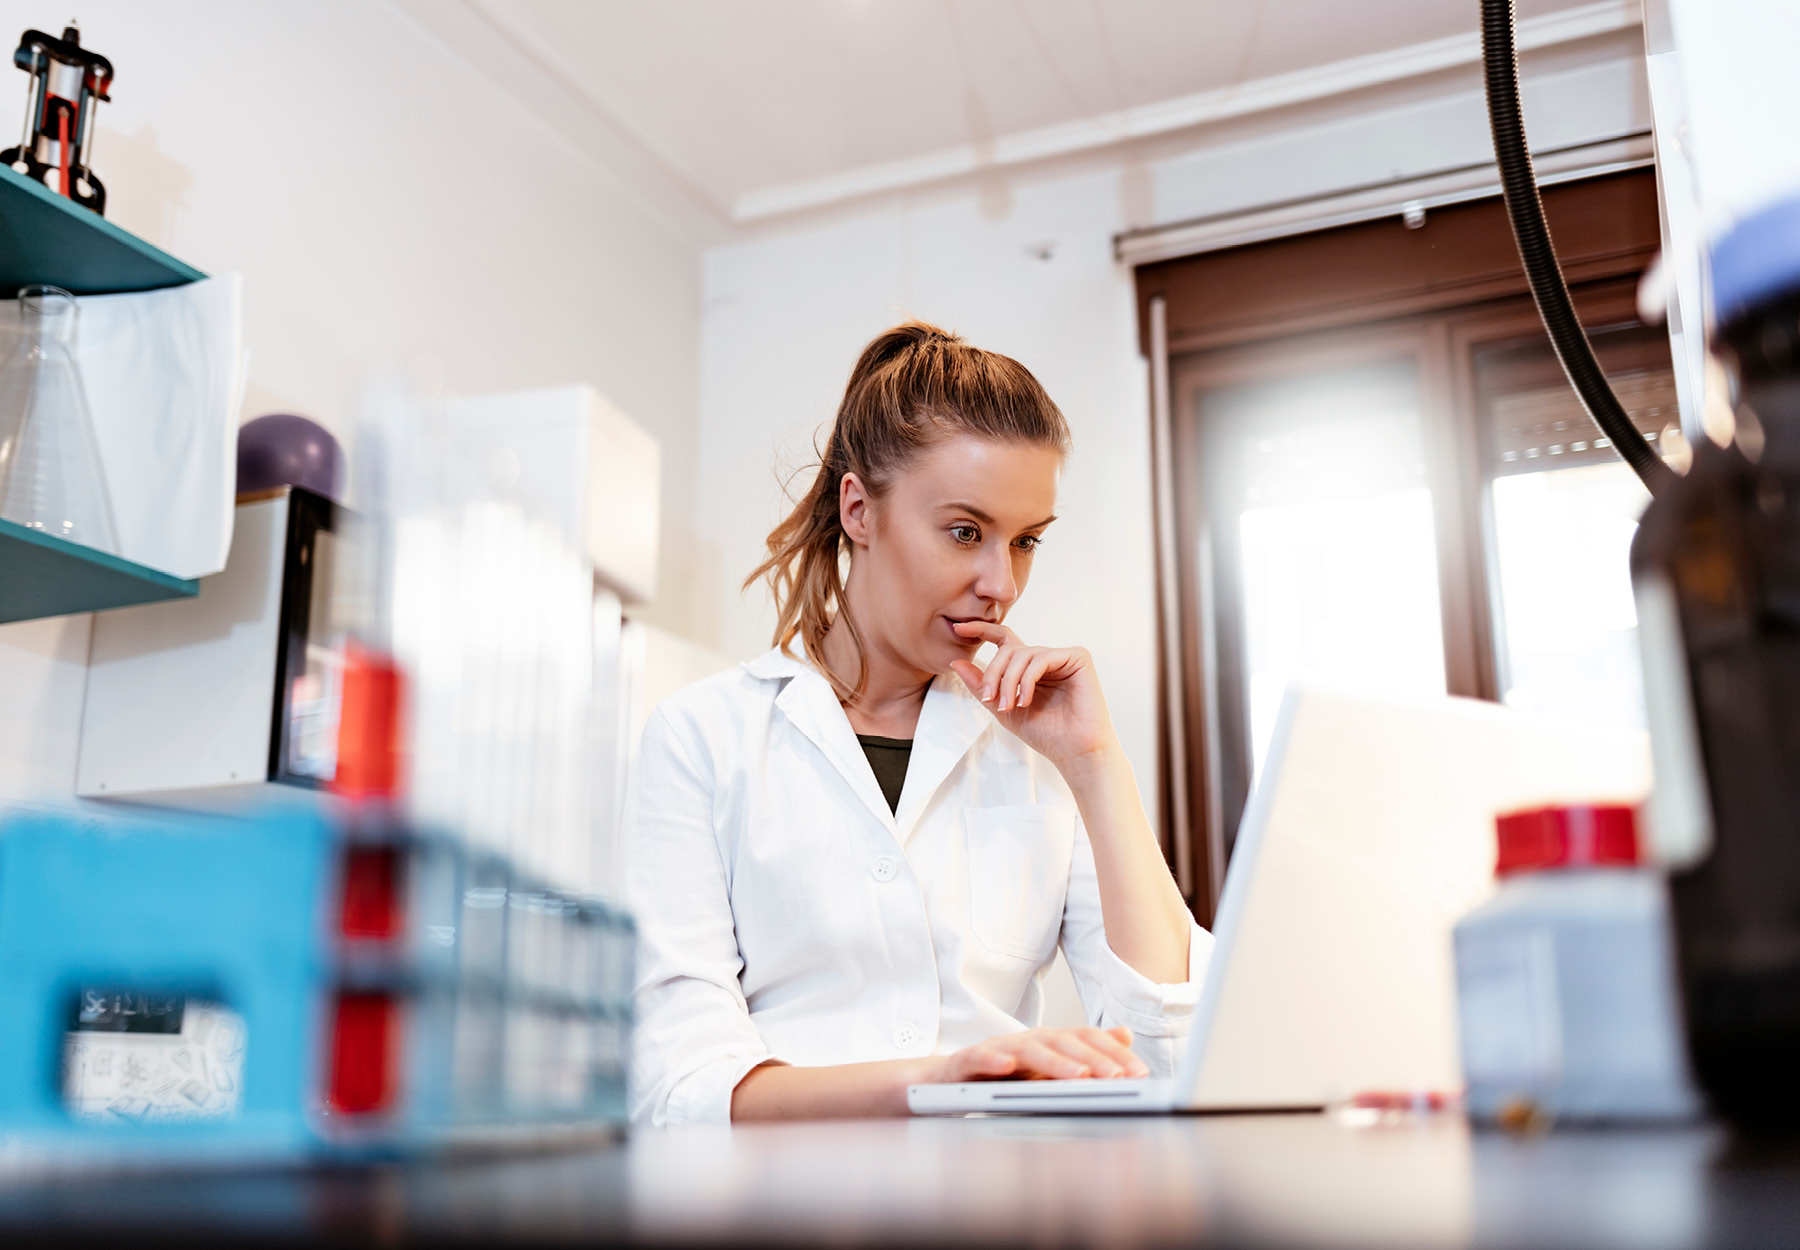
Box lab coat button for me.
[893,1021,920,1050]
[872,855,899,883]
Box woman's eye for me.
[1014,534,1043,552]
[951,525,980,545]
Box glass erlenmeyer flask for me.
[0,285,119,554]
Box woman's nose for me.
[974,548,1018,607]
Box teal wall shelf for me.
[0,518,198,624]
[0,166,208,623]
[0,164,206,295]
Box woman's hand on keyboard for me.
[932,1026,1149,1082]
[732,1026,1150,1119]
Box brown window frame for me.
[1135,171,1662,925]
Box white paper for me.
[0,275,244,579]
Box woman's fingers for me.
[1015,653,1055,709]
[993,647,1037,711]
[1042,1030,1125,1079]
[966,646,1064,711]
[948,635,1014,704]
[948,1046,1018,1080]
[982,644,1020,704]
[1002,648,1088,711]
[1079,1026,1149,1077]
[950,658,985,696]
[1041,1028,1145,1079]
[946,625,1091,713]
[951,620,1012,648]
[949,621,1028,703]
[1013,1039,1090,1080]
[952,1029,1144,1082]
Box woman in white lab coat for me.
[628,322,1211,1125]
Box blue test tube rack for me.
[0,799,633,1161]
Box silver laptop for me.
[908,684,1650,1115]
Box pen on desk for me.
[1335,1090,1462,1125]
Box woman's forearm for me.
[1058,741,1193,984]
[731,1058,935,1120]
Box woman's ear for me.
[840,472,873,545]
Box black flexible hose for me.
[1480,0,1672,495]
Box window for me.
[1137,170,1669,921]
[1488,463,1649,725]
[1476,324,1682,731]
[1203,358,1446,788]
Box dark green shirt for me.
[856,734,913,815]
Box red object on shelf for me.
[327,991,398,1115]
[1494,804,1641,877]
[331,641,405,800]
[339,846,402,940]
[56,104,69,200]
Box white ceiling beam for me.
[1113,132,1654,266]
[732,0,1642,224]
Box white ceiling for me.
[444,0,1626,225]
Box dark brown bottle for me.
[1631,264,1800,1127]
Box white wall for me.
[0,0,705,805]
[695,30,1654,815]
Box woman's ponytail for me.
[744,420,869,700]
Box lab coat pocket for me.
[964,805,1076,963]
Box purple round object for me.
[236,413,344,501]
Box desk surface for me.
[0,1113,1794,1248]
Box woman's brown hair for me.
[744,320,1071,702]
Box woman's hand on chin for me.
[949,621,1118,769]
[931,1026,1147,1084]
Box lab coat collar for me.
[749,648,992,843]
[743,648,807,681]
[894,676,992,839]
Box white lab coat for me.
[625,647,1213,1127]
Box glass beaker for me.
[0,285,119,554]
